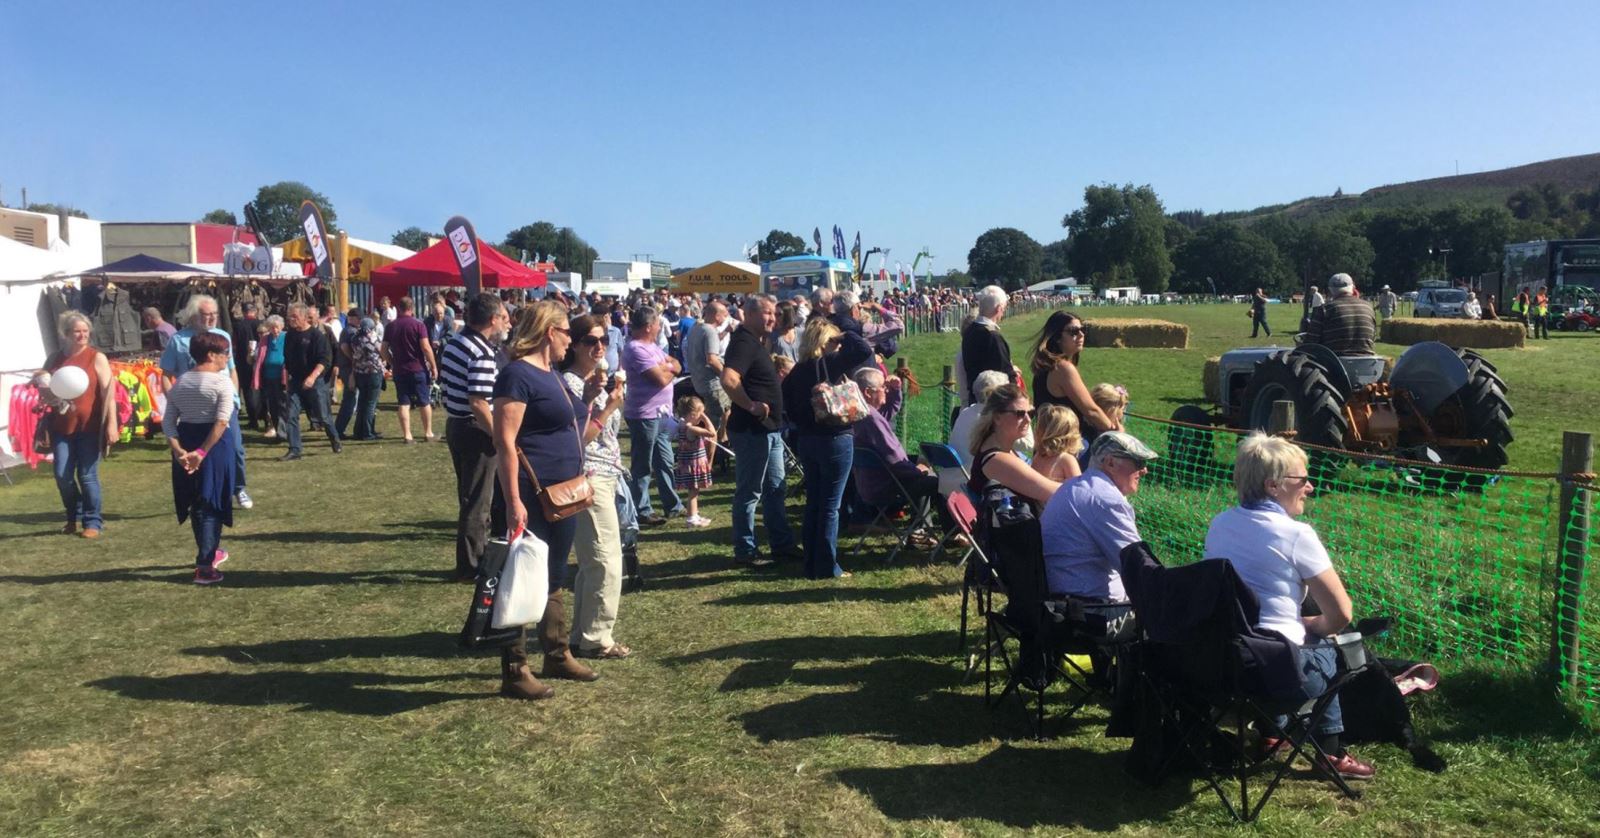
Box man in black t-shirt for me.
[721,294,800,567]
[280,303,341,460]
[233,302,263,430]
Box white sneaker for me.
[236,489,254,510]
[685,515,712,528]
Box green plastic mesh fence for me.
[889,384,1597,723]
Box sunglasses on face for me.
[1064,327,1086,336]
[579,335,610,347]
[1001,408,1034,419]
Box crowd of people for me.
[32,276,1379,779]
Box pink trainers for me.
[194,567,224,585]
[212,550,229,569]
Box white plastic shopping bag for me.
[491,528,549,628]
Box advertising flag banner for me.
[297,200,333,286]
[443,215,483,297]
[832,226,845,259]
[851,231,861,277]
[812,227,823,255]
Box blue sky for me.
[3,1,1597,272]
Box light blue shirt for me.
[1040,468,1141,600]
[161,326,238,404]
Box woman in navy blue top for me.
[781,319,872,579]
[492,300,600,700]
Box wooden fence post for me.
[941,365,957,439]
[1269,400,1296,437]
[1552,431,1594,690]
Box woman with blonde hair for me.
[1204,433,1373,781]
[967,383,1061,508]
[1030,404,1083,482]
[491,300,601,699]
[781,316,872,579]
[1029,311,1120,447]
[36,311,115,537]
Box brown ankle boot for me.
[500,634,555,700]
[539,590,599,682]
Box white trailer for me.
[591,259,653,292]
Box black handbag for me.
[458,536,523,649]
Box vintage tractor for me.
[1171,341,1513,478]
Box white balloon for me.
[49,366,90,401]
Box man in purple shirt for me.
[1039,431,1157,601]
[381,296,439,443]
[850,366,944,527]
[622,306,685,526]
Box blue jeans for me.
[1275,642,1344,737]
[614,472,639,551]
[626,416,683,518]
[730,429,795,559]
[285,380,339,454]
[52,431,103,529]
[337,373,383,439]
[796,432,853,579]
[229,408,246,489]
[191,502,223,567]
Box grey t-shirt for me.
[684,320,722,393]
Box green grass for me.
[1,311,1597,835]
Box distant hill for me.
[1217,152,1600,224]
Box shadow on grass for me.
[0,566,446,588]
[706,582,947,607]
[228,530,447,545]
[664,631,950,666]
[88,670,486,716]
[183,631,473,664]
[835,743,1192,830]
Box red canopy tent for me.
[369,238,546,298]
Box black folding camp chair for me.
[851,446,937,563]
[1118,541,1371,822]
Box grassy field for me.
[1,308,1597,836]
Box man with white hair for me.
[960,285,1014,403]
[1303,273,1376,356]
[808,287,834,324]
[161,295,251,509]
[1039,431,1158,602]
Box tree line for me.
[966,182,1600,295]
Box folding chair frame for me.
[1137,646,1369,822]
[919,442,975,566]
[851,446,936,564]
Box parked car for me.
[1415,287,1470,318]
[1559,310,1600,331]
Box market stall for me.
[670,260,760,295]
[280,235,415,312]
[369,238,545,306]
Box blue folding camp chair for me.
[919,441,975,565]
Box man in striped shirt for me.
[439,293,511,582]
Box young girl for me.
[1090,383,1129,431]
[773,354,795,381]
[1031,404,1083,482]
[674,395,716,527]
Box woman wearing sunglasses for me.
[1029,311,1122,450]
[1203,433,1373,781]
[967,383,1061,509]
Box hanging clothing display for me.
[37,285,78,358]
[89,284,141,353]
[230,281,272,320]
[5,382,48,469]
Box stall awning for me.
[369,239,546,299]
[671,260,760,294]
[75,254,216,282]
[280,236,415,282]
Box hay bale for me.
[1203,356,1221,404]
[1380,318,1525,349]
[1085,318,1189,349]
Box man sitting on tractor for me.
[1303,273,1376,356]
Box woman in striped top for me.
[163,332,238,585]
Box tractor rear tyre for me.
[1427,349,1513,491]
[1241,351,1349,448]
[1166,404,1217,487]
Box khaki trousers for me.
[570,470,624,651]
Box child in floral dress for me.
[674,395,716,527]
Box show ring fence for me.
[888,373,1598,725]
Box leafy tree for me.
[1040,239,1072,279]
[551,227,599,274]
[1062,183,1173,293]
[390,227,437,251]
[1171,223,1293,295]
[966,227,1043,291]
[200,209,238,225]
[755,229,808,263]
[250,181,337,243]
[1362,207,1435,290]
[505,221,559,262]
[1429,204,1512,279]
[1163,217,1194,253]
[24,202,88,218]
[929,268,975,288]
